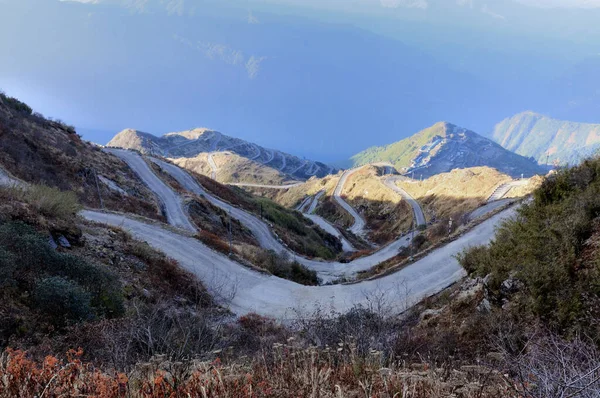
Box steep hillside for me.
[492,111,600,165]
[395,167,530,223]
[0,93,161,220]
[108,128,336,181]
[172,152,296,185]
[459,156,600,338]
[351,122,546,178]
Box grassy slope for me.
[342,166,413,244]
[493,111,600,165]
[351,123,444,170]
[172,152,295,185]
[397,167,514,222]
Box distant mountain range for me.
[350,122,546,178]
[108,128,337,182]
[491,111,600,165]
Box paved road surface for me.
[207,153,218,180]
[333,169,367,236]
[263,149,275,164]
[250,144,261,160]
[290,160,308,175]
[81,207,516,318]
[303,191,355,252]
[487,180,529,202]
[228,182,304,189]
[105,149,197,233]
[209,132,222,151]
[469,198,515,221]
[383,176,427,227]
[305,214,355,252]
[296,196,312,212]
[279,152,287,171]
[306,191,325,214]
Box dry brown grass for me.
[343,167,413,243]
[396,167,513,221]
[0,184,81,221]
[0,345,516,398]
[171,152,293,185]
[505,175,544,198]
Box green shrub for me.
[0,221,125,319]
[458,158,600,335]
[33,277,93,324]
[49,254,125,318]
[0,92,32,115]
[258,250,319,285]
[0,222,56,272]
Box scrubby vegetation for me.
[192,172,342,259]
[254,250,319,285]
[2,184,82,221]
[0,221,124,337]
[0,93,162,221]
[459,157,600,338]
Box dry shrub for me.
[0,184,81,221]
[128,241,212,307]
[0,345,514,398]
[342,249,373,263]
[197,230,234,256]
[0,348,128,398]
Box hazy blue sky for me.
[2,0,600,161]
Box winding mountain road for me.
[105,149,197,232]
[383,176,427,227]
[279,152,287,171]
[290,160,308,175]
[302,191,355,252]
[263,149,275,164]
[333,169,367,236]
[126,154,519,285]
[469,198,515,221]
[0,156,517,317]
[228,182,304,189]
[81,207,516,318]
[149,156,417,282]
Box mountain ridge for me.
[108,128,337,182]
[491,111,600,165]
[351,122,546,178]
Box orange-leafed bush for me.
[0,348,127,398]
[197,230,234,255]
[0,346,516,397]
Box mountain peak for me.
[492,112,600,164]
[106,127,337,181]
[351,122,545,178]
